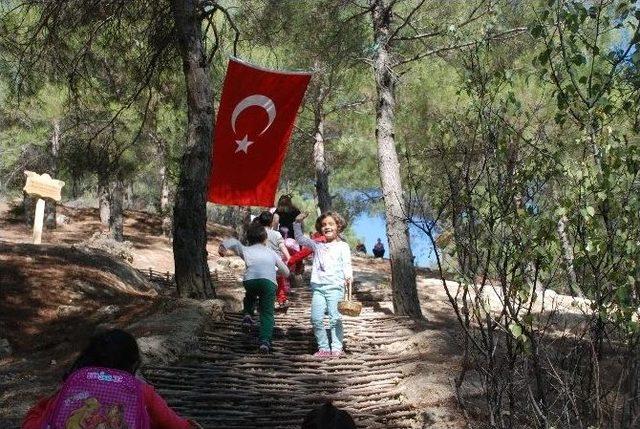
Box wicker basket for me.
[338,281,362,316]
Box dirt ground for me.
[0,200,470,428]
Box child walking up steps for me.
[293,211,353,358]
[253,210,292,308]
[220,223,290,353]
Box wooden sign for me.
[23,171,65,244]
[23,171,65,202]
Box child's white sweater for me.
[293,223,352,287]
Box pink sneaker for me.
[313,350,332,358]
[331,350,345,358]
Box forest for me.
[2,0,640,428]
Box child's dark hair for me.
[277,194,298,213]
[254,210,274,227]
[65,329,140,380]
[246,223,268,245]
[315,211,347,234]
[301,401,356,429]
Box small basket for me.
[338,281,362,316]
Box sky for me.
[351,213,435,267]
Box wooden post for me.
[33,198,45,244]
[23,171,65,245]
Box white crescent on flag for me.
[231,94,276,136]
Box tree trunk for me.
[71,174,79,199]
[158,141,171,238]
[371,0,422,318]
[313,106,331,213]
[557,214,582,297]
[170,0,214,299]
[45,119,60,229]
[124,183,133,210]
[98,173,110,226]
[238,207,252,244]
[222,206,237,226]
[157,138,170,214]
[109,178,124,241]
[23,192,35,226]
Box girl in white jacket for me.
[293,211,353,358]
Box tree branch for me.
[388,0,428,42]
[393,27,528,68]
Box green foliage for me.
[0,83,67,191]
[529,0,640,326]
[2,0,640,425]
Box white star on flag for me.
[235,135,254,153]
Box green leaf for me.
[571,53,586,65]
[538,48,552,64]
[586,206,596,217]
[530,24,544,38]
[555,206,567,217]
[586,240,594,253]
[554,112,566,124]
[509,323,523,338]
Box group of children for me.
[22,195,357,428]
[22,329,356,429]
[220,195,353,357]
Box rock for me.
[217,256,245,269]
[132,299,224,366]
[229,258,245,269]
[56,214,70,226]
[97,305,120,317]
[56,305,82,317]
[161,217,172,238]
[77,231,134,263]
[0,338,12,357]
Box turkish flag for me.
[208,58,311,206]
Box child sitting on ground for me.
[22,329,200,429]
[219,223,290,353]
[253,210,291,308]
[293,211,353,358]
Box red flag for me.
[208,58,311,206]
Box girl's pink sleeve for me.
[143,384,191,429]
[22,394,56,429]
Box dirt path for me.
[0,202,470,428]
[142,263,468,428]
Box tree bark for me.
[45,119,60,229]
[158,139,171,238]
[158,138,170,214]
[557,214,582,297]
[98,173,110,226]
[313,103,331,213]
[124,183,133,210]
[170,0,214,299]
[371,0,422,318]
[109,178,124,241]
[23,192,35,226]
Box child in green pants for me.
[220,223,290,353]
